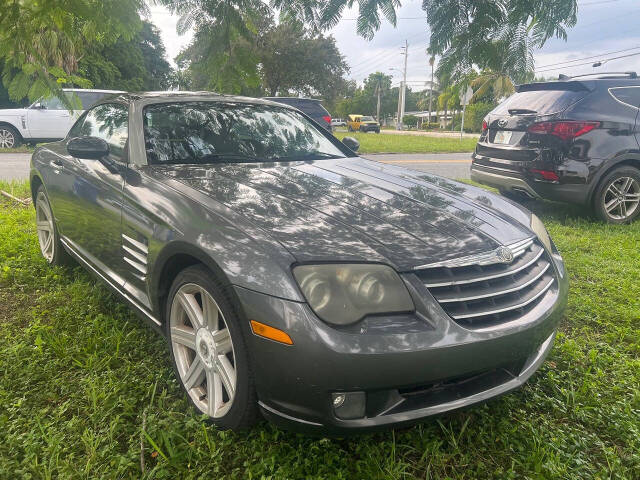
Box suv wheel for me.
[594,166,640,223]
[35,186,72,265]
[0,125,21,148]
[166,265,258,430]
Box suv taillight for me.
[323,115,331,125]
[482,120,488,132]
[527,121,600,140]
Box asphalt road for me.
[364,153,472,179]
[0,152,472,182]
[0,153,31,181]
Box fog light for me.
[332,392,365,420]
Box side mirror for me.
[67,136,110,160]
[32,102,46,110]
[342,136,360,152]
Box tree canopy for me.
[424,0,578,85]
[79,21,173,92]
[0,0,146,105]
[176,18,349,99]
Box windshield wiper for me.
[199,152,262,163]
[279,152,343,161]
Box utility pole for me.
[427,55,435,124]
[376,79,381,123]
[396,82,402,129]
[400,40,408,129]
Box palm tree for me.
[423,0,577,89]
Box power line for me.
[579,0,624,6]
[341,16,426,20]
[536,50,640,73]
[537,45,640,69]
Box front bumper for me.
[235,255,568,433]
[360,124,380,132]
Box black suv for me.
[471,72,640,223]
[263,97,332,132]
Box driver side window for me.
[73,103,129,162]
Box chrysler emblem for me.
[495,246,514,264]
[497,119,508,128]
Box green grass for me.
[0,145,35,153]
[0,179,638,479]
[334,131,478,154]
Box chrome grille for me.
[415,238,556,330]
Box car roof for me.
[263,97,321,103]
[61,88,125,93]
[96,91,299,109]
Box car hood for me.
[153,157,534,271]
[0,108,26,117]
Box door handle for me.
[50,159,64,171]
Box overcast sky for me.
[149,0,640,90]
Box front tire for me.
[0,125,21,148]
[594,166,640,223]
[166,265,258,430]
[35,186,72,265]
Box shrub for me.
[403,115,418,128]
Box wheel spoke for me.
[36,220,51,233]
[201,290,219,331]
[620,199,627,217]
[608,184,623,196]
[183,356,206,390]
[171,325,196,350]
[177,291,204,328]
[206,370,222,417]
[217,355,235,398]
[605,198,620,213]
[43,233,53,254]
[621,177,633,193]
[213,328,232,354]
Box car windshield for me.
[361,116,375,122]
[143,101,347,165]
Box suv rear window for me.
[609,87,640,108]
[492,89,589,116]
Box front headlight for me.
[530,213,552,252]
[293,264,414,325]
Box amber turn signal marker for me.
[250,320,293,345]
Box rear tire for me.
[0,125,21,148]
[593,166,640,224]
[166,265,258,430]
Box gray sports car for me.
[30,92,568,433]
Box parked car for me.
[347,114,380,133]
[262,97,332,131]
[331,118,346,127]
[471,72,640,223]
[31,92,567,433]
[0,89,123,148]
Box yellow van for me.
[347,114,380,133]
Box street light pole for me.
[427,55,434,124]
[400,40,408,130]
[376,79,381,123]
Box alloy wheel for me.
[169,283,236,418]
[36,191,55,262]
[603,176,640,221]
[0,128,15,148]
